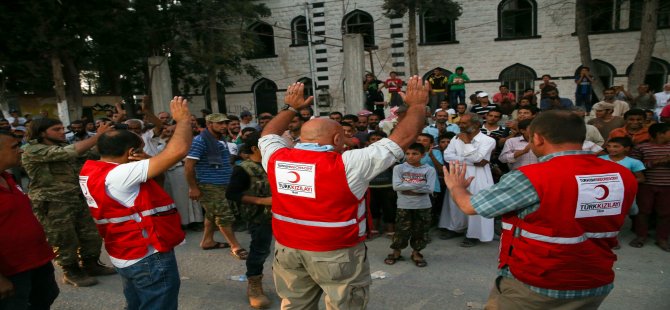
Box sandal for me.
[629,237,646,248]
[655,240,670,252]
[383,254,403,265]
[411,252,427,268]
[201,242,230,250]
[460,238,480,248]
[231,248,249,260]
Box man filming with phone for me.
[78,96,193,310]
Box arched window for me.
[499,64,537,99]
[291,16,308,46]
[575,60,616,88]
[498,0,536,39]
[248,22,275,58]
[422,67,453,82]
[297,77,314,98]
[626,57,670,92]
[420,11,456,44]
[343,10,375,48]
[253,78,278,115]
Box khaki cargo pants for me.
[273,241,370,310]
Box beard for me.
[45,136,66,144]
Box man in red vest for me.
[444,110,638,309]
[78,97,193,310]
[0,130,59,309]
[260,76,429,308]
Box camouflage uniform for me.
[238,160,273,277]
[22,140,102,267]
[390,208,432,251]
[199,184,235,227]
[239,160,272,225]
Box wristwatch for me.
[281,105,299,114]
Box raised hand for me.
[96,120,113,134]
[170,96,191,123]
[444,161,474,192]
[284,82,314,110]
[398,75,430,107]
[141,95,152,112]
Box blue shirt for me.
[422,123,460,141]
[186,135,232,185]
[540,97,574,111]
[598,155,645,173]
[420,149,443,192]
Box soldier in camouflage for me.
[226,132,273,309]
[22,118,116,287]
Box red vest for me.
[499,154,637,290]
[79,160,185,260]
[267,148,366,251]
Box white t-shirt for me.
[104,160,157,268]
[227,142,238,156]
[142,130,164,157]
[6,116,26,129]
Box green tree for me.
[626,0,659,94]
[172,0,270,112]
[383,0,462,76]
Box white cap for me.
[477,92,489,98]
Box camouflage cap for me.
[206,113,229,123]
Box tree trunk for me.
[208,68,219,113]
[407,4,419,76]
[627,0,659,95]
[575,0,606,100]
[50,52,70,124]
[63,54,83,120]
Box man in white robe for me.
[439,112,496,247]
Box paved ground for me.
[52,219,670,309]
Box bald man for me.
[260,77,429,309]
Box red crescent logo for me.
[288,171,301,183]
[594,184,609,200]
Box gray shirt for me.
[392,162,436,210]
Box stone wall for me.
[221,0,669,117]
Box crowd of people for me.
[0,70,668,310]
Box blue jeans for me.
[575,93,592,112]
[0,263,59,310]
[450,89,466,108]
[246,222,273,277]
[116,250,180,310]
[430,91,447,112]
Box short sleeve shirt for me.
[186,135,232,185]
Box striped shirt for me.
[630,142,670,186]
[480,124,510,140]
[471,150,613,299]
[186,135,232,185]
[470,104,498,116]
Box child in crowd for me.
[599,136,645,249]
[438,133,456,153]
[416,133,443,227]
[599,137,645,214]
[367,131,397,238]
[385,143,436,268]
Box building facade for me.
[217,0,669,116]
